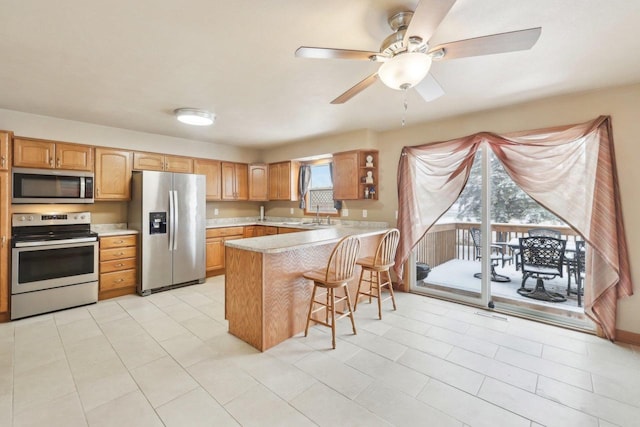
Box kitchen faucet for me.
[314,205,320,224]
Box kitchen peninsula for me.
[224,227,388,351]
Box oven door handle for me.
[172,190,179,251]
[14,237,98,248]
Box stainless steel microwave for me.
[12,168,94,204]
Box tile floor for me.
[1,276,639,426]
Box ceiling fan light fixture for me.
[174,108,215,126]
[378,52,432,90]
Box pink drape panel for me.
[395,116,632,340]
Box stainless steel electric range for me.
[11,212,99,320]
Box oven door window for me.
[14,244,97,292]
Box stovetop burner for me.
[11,212,97,245]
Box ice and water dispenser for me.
[149,212,167,234]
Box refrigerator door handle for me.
[169,190,175,252]
[173,190,179,251]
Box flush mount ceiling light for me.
[174,108,215,126]
[377,52,432,90]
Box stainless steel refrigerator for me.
[129,170,206,295]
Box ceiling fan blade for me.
[415,73,445,102]
[403,0,457,46]
[429,27,542,60]
[331,73,378,104]
[295,46,379,61]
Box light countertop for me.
[224,226,387,254]
[91,223,138,237]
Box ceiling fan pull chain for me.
[402,88,408,127]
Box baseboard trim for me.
[616,328,640,346]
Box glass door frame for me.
[409,143,595,332]
[409,144,492,309]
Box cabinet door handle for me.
[115,240,124,244]
[57,158,61,167]
[1,155,5,167]
[117,252,124,256]
[115,263,124,267]
[49,158,54,167]
[1,236,5,248]
[96,188,100,196]
[115,278,124,283]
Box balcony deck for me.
[414,222,587,320]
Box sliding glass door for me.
[410,144,595,331]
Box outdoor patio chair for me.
[518,236,567,302]
[469,227,512,282]
[521,228,562,272]
[566,240,585,307]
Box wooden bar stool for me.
[303,235,361,349]
[354,228,399,319]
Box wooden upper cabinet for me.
[56,143,93,171]
[13,138,93,171]
[249,164,268,201]
[133,152,164,171]
[194,159,221,201]
[332,150,378,200]
[332,151,360,200]
[221,162,248,200]
[268,161,299,201]
[165,155,193,173]
[133,152,194,173]
[95,148,132,201]
[0,131,10,171]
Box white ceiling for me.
[1,0,639,148]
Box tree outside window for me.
[455,151,562,224]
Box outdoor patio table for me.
[473,240,511,283]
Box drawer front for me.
[206,226,245,238]
[100,235,137,249]
[100,269,137,291]
[100,258,137,273]
[100,246,137,262]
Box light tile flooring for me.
[1,276,639,426]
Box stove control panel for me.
[12,212,92,227]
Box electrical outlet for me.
[214,208,219,216]
[395,210,398,219]
[290,208,294,214]
[342,209,349,217]
[362,209,367,218]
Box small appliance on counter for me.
[128,171,206,295]
[11,212,99,320]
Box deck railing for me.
[414,222,580,268]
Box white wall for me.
[0,108,260,162]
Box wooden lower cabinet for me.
[99,234,138,299]
[206,227,244,277]
[277,227,301,234]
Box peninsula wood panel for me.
[226,247,263,350]
[224,232,380,351]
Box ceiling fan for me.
[295,0,541,104]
